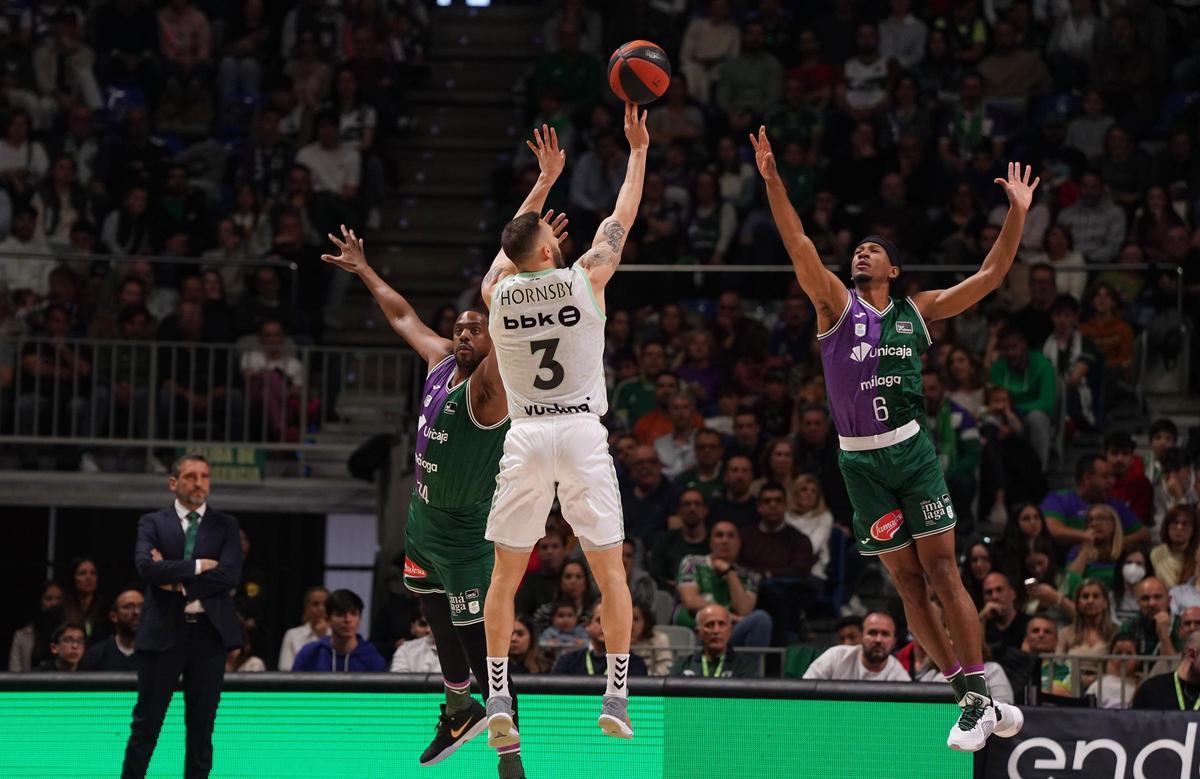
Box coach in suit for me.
[122,454,244,779]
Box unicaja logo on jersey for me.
[850,343,913,362]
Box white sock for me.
[606,653,629,698]
[487,656,510,699]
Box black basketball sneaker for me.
[420,700,488,766]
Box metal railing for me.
[1035,651,1177,704]
[0,336,423,455]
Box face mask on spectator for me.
[1122,563,1146,586]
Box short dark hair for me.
[799,404,829,419]
[694,428,722,445]
[1103,431,1135,453]
[998,326,1027,345]
[758,482,787,501]
[678,487,706,504]
[834,615,864,632]
[540,526,569,546]
[1028,262,1055,281]
[171,453,209,478]
[1050,294,1080,316]
[314,109,339,129]
[500,211,543,265]
[551,598,578,615]
[117,304,150,327]
[1162,447,1192,474]
[1150,419,1179,441]
[1074,453,1104,484]
[51,622,85,644]
[325,588,364,617]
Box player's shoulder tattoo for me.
[482,266,509,287]
[601,220,625,254]
[577,245,614,270]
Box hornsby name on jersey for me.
[495,279,574,307]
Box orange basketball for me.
[607,40,671,104]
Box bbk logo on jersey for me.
[919,494,955,527]
[849,343,914,362]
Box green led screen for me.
[0,692,970,778]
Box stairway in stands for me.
[334,3,541,345]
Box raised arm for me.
[913,163,1039,323]
[482,125,567,307]
[749,126,847,329]
[578,102,648,293]
[322,225,450,365]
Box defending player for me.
[479,104,647,742]
[320,187,566,778]
[751,126,1035,752]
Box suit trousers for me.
[121,616,227,779]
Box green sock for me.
[445,681,472,716]
[498,752,525,779]
[964,666,991,703]
[946,671,968,704]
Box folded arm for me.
[134,515,196,585]
[184,516,245,600]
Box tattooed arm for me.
[578,102,648,294]
[482,124,566,308]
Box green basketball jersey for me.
[409,356,509,556]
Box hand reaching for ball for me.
[624,102,648,152]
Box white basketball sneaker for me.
[992,701,1024,738]
[946,692,996,752]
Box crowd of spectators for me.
[0,0,432,468]
[5,0,1200,705]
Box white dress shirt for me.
[175,500,207,613]
[279,622,330,672]
[389,636,441,674]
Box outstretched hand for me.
[749,126,777,181]
[321,224,367,274]
[543,209,569,245]
[623,102,648,151]
[995,162,1040,212]
[528,124,566,180]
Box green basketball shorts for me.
[838,427,957,556]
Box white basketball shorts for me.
[485,414,624,550]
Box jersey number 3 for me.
[530,339,565,390]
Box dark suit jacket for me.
[134,506,244,652]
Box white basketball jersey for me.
[489,264,608,419]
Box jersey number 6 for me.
[530,339,565,390]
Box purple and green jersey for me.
[818,294,932,439]
[412,354,509,513]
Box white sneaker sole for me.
[598,713,634,739]
[487,712,520,749]
[993,703,1024,738]
[947,727,994,753]
[420,717,488,767]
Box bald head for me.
[1135,576,1168,618]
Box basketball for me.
[607,40,671,105]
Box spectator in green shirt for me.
[923,368,982,530]
[989,327,1057,467]
[676,428,725,503]
[612,341,667,431]
[649,488,710,590]
[674,520,772,648]
[670,604,760,678]
[530,19,601,115]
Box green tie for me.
[183,512,200,560]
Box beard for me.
[454,349,481,374]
